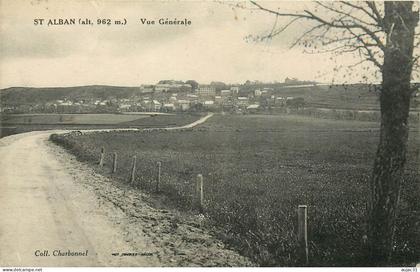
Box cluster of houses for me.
[1,81,305,114]
[113,84,303,113]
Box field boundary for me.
[74,113,214,134]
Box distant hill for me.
[236,83,381,110]
[273,84,382,110]
[1,83,418,111]
[0,85,144,106]
[240,83,417,110]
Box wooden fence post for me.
[298,205,309,265]
[130,155,137,184]
[156,162,161,192]
[196,174,204,212]
[99,147,105,167]
[112,152,118,173]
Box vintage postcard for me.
[0,0,419,269]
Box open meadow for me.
[0,113,201,137]
[50,114,420,266]
[1,113,148,125]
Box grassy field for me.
[0,113,201,137]
[273,84,419,111]
[276,85,382,110]
[0,113,148,125]
[50,114,420,266]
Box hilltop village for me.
[1,78,313,114]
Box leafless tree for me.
[248,0,419,265]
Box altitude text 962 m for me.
[33,18,127,26]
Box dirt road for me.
[78,113,214,133]
[0,114,251,267]
[0,131,160,266]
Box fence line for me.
[196,174,204,212]
[99,146,105,167]
[112,152,118,173]
[93,146,312,265]
[298,205,309,265]
[156,161,161,192]
[130,155,137,184]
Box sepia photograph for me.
[0,0,419,269]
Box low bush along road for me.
[0,113,253,267]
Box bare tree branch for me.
[249,1,312,19]
[340,1,380,23]
[302,9,386,51]
[265,17,301,41]
[247,0,419,77]
[366,1,384,26]
[315,1,379,27]
[321,31,381,47]
[289,23,325,48]
[347,27,383,68]
[250,0,387,67]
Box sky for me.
[0,0,398,88]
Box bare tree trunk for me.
[368,1,418,265]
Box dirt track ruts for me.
[0,113,252,266]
